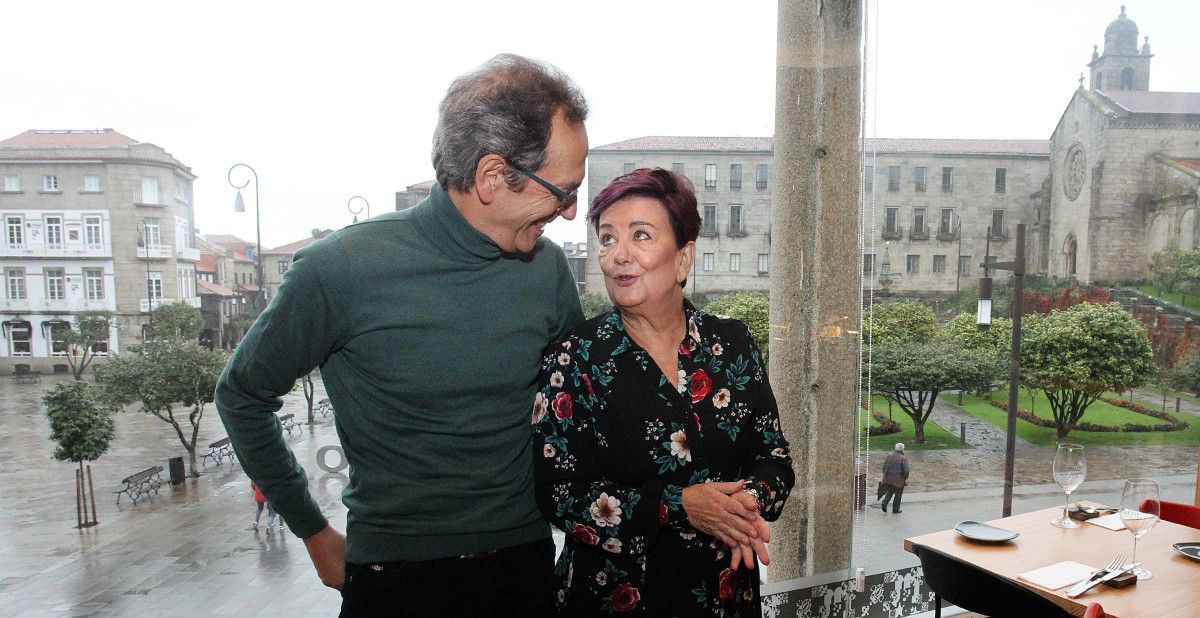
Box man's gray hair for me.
[432,53,588,193]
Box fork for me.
[1067,553,1125,596]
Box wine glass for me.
[1119,479,1160,580]
[1050,443,1086,528]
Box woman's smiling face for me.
[597,196,694,312]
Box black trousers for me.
[881,486,904,513]
[339,537,555,617]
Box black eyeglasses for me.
[510,163,578,212]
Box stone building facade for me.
[0,129,200,373]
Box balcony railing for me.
[909,225,929,241]
[140,296,202,312]
[726,226,748,238]
[756,180,767,191]
[176,246,201,261]
[137,244,173,259]
[989,227,1011,241]
[699,226,719,237]
[882,228,902,241]
[0,298,31,312]
[41,298,115,312]
[1,242,113,258]
[936,227,959,241]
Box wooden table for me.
[905,503,1200,617]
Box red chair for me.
[1140,499,1200,530]
[1084,602,1105,618]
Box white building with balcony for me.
[0,129,200,374]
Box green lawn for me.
[942,390,1200,447]
[1135,285,1200,312]
[861,395,971,451]
[1143,383,1200,407]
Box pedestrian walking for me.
[880,443,910,514]
[251,482,278,532]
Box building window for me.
[730,253,741,272]
[46,268,66,300]
[887,166,901,191]
[83,175,101,192]
[991,210,1005,237]
[701,204,718,235]
[49,322,71,356]
[91,333,109,356]
[933,255,946,274]
[905,254,920,274]
[704,164,717,189]
[9,322,31,356]
[939,209,954,235]
[6,269,26,299]
[942,167,953,192]
[672,163,685,176]
[43,175,59,191]
[729,164,742,190]
[141,176,160,204]
[728,204,743,235]
[6,216,23,246]
[142,218,160,248]
[757,253,769,274]
[912,208,926,232]
[885,207,899,234]
[2,175,18,192]
[85,268,104,300]
[702,253,715,271]
[147,272,163,300]
[44,216,63,248]
[84,216,103,246]
[959,255,971,275]
[995,168,1007,193]
[623,162,636,175]
[1120,67,1134,89]
[863,254,875,277]
[277,260,290,274]
[864,165,874,192]
[914,166,927,192]
[756,164,768,190]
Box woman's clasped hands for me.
[680,480,772,571]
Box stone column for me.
[768,0,862,580]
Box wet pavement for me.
[1,375,1195,615]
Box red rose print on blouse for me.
[580,372,595,396]
[553,392,573,419]
[658,501,669,525]
[572,523,599,546]
[611,582,641,612]
[689,369,712,403]
[718,568,737,602]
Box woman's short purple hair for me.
[588,168,701,248]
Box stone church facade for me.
[586,7,1200,297]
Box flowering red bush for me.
[989,397,1187,433]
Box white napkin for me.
[1017,561,1098,590]
[1086,513,1127,531]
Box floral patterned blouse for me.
[533,301,794,616]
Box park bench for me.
[200,436,236,467]
[315,398,333,418]
[113,466,164,505]
[279,413,300,435]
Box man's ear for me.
[474,155,508,206]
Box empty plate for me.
[955,521,1020,542]
[1173,542,1200,562]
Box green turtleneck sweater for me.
[215,184,584,563]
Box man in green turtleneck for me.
[215,54,587,617]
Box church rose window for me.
[1063,143,1087,201]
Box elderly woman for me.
[533,168,793,615]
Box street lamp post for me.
[228,164,264,313]
[979,223,1026,517]
[136,220,152,340]
[347,195,370,223]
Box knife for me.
[1065,562,1140,598]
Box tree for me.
[579,291,612,319]
[1167,351,1200,396]
[705,291,770,355]
[150,301,203,341]
[43,380,115,526]
[1020,302,1154,439]
[936,312,1013,361]
[60,310,114,380]
[863,301,937,344]
[1151,244,1184,295]
[97,337,229,476]
[868,341,1003,443]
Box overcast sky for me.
[2,1,1196,248]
